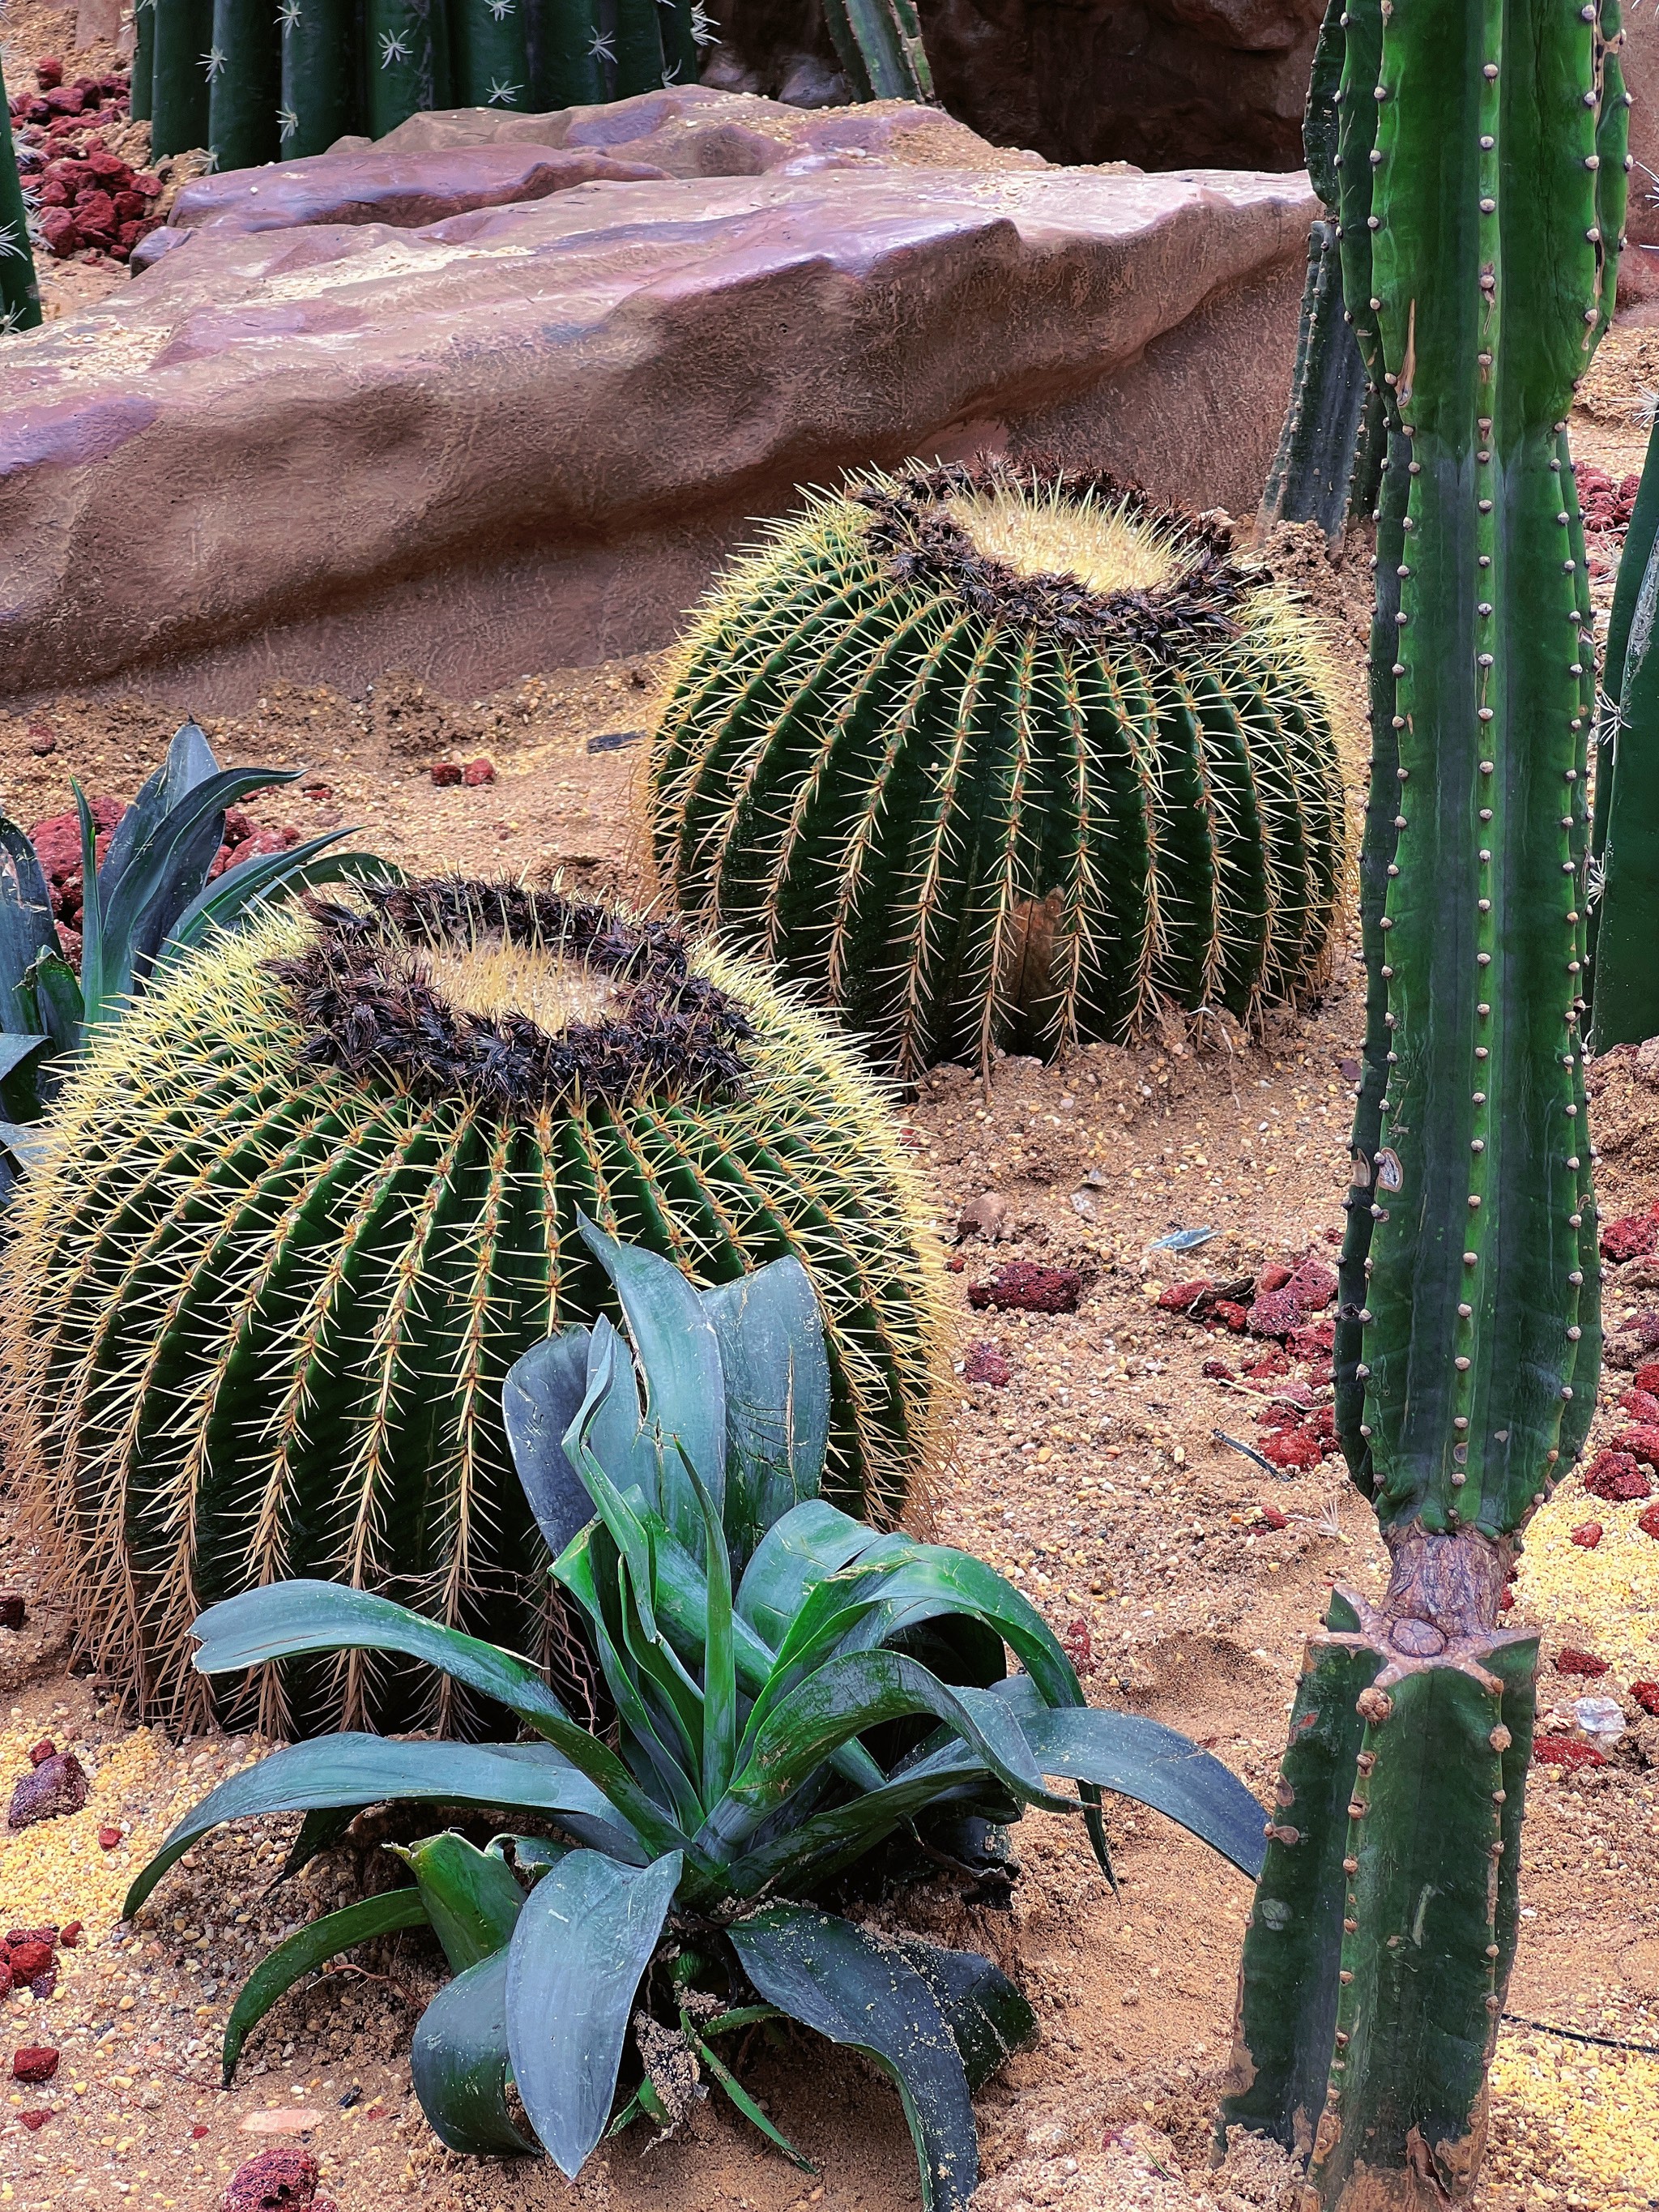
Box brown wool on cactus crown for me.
[269,879,757,1112]
[851,457,1251,656]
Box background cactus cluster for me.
[0,878,949,1740]
[652,460,1346,1082]
[132,0,931,170]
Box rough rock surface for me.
[0,91,1315,707]
[714,0,1324,169]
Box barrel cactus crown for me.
[651,460,1346,1079]
[0,880,949,1738]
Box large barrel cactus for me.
[1223,0,1627,2202]
[0,881,948,1738]
[651,463,1346,1080]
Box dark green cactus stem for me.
[132,0,156,123]
[659,0,702,88]
[451,0,531,108]
[368,0,452,136]
[532,0,605,107]
[1,62,43,336]
[278,0,360,158]
[821,0,932,102]
[208,0,282,172]
[612,0,666,97]
[151,0,215,159]
[1229,0,1627,2200]
[1259,0,1371,544]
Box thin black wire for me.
[1503,2012,1659,2057]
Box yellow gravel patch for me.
[0,1723,198,1940]
[1492,2032,1659,2212]
[1516,1488,1659,1680]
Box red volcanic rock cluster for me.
[1577,463,1640,534]
[8,61,164,262]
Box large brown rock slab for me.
[0,156,1315,707]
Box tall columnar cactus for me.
[652,462,1345,1082]
[0,882,949,1740]
[1,62,43,335]
[1257,0,1375,544]
[1226,0,1627,2203]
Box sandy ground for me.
[2,339,1658,2212]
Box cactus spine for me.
[0,884,949,1741]
[653,463,1345,1082]
[1,62,43,335]
[1227,1,1627,2202]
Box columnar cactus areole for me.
[0,882,949,1740]
[1224,0,1628,2203]
[653,462,1345,1082]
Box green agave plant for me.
[128,1224,1265,2207]
[0,719,387,1188]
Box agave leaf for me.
[0,816,60,1019]
[222,1886,428,2083]
[156,838,399,971]
[184,1578,687,1857]
[19,950,83,1059]
[487,1833,573,1882]
[705,1650,1073,1855]
[683,2012,817,2172]
[0,1030,50,1087]
[676,1441,736,1808]
[731,1907,979,2212]
[123,1736,652,1919]
[0,1117,53,1173]
[99,718,220,895]
[565,1325,666,1642]
[724,1740,995,1898]
[502,1327,596,1556]
[890,1938,1036,2093]
[1010,1702,1267,1881]
[736,1498,899,1647]
[412,1948,536,2155]
[72,784,104,1023]
[505,1847,683,2178]
[579,1214,725,1546]
[271,1804,360,1887]
[838,1548,1081,1710]
[698,1256,829,1565]
[387,1831,527,1973]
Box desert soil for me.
[2,313,1658,2212]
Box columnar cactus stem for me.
[1,62,43,336]
[150,0,214,160]
[131,0,157,123]
[1227,0,1627,2200]
[207,0,281,173]
[277,0,360,158]
[453,0,531,109]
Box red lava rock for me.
[36,207,80,255]
[1243,1347,1292,1381]
[1601,1207,1659,1263]
[966,1262,1083,1315]
[8,1939,53,1981]
[58,1922,81,1948]
[1156,1279,1209,1311]
[192,2123,211,2139]
[301,780,334,798]
[6,1926,58,1945]
[1636,1360,1659,1397]
[8,1753,88,1830]
[1631,1681,1659,1716]
[1640,1503,1659,1540]
[36,56,65,89]
[1060,1618,1094,1674]
[945,1253,965,1272]
[462,756,497,786]
[222,2145,321,2210]
[1554,1646,1610,1677]
[0,1595,24,1630]
[1618,1386,1659,1424]
[1287,1318,1337,1365]
[19,2108,53,2130]
[1212,1300,1250,1333]
[1533,1736,1606,1772]
[30,1966,58,1999]
[1498,1588,1515,1612]
[11,2046,60,2083]
[1571,1521,1605,1548]
[1260,1424,1322,1471]
[1614,1424,1659,1467]
[962,1343,1012,1387]
[1247,1286,1305,1339]
[1257,1502,1289,1530]
[97,1825,123,1850]
[430,760,463,787]
[1256,1262,1293,1295]
[1286,1260,1338,1311]
[1200,1358,1235,1381]
[1584,1450,1653,1502]
[28,1739,55,1766]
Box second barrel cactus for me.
[652,462,1345,1079]
[0,881,949,1739]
